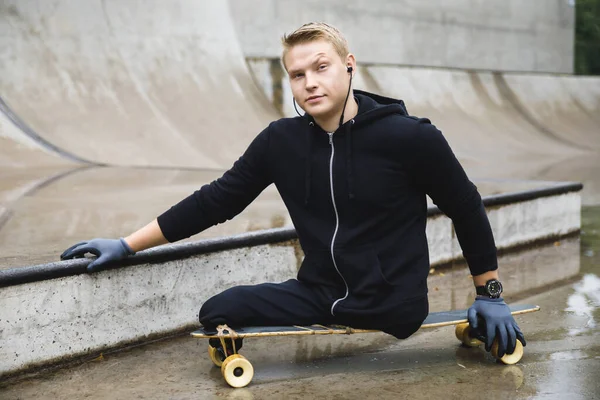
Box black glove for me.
[61,238,135,272]
[467,297,526,358]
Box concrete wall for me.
[0,184,582,377]
[229,0,575,73]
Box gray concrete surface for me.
[1,224,598,399]
[498,73,600,151]
[0,0,587,173]
[230,0,575,73]
[0,0,279,169]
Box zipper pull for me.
[328,132,333,144]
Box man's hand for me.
[467,297,526,358]
[61,238,136,272]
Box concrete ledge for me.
[0,228,298,288]
[0,182,582,377]
[428,186,582,265]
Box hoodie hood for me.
[303,90,410,205]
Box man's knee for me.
[198,286,248,328]
[384,319,423,339]
[383,298,428,339]
[198,295,218,326]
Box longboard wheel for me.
[455,323,483,347]
[491,339,524,365]
[221,354,254,388]
[455,323,469,341]
[208,345,224,368]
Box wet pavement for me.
[1,206,599,399]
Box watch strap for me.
[475,285,487,296]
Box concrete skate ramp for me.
[361,66,598,179]
[499,74,600,150]
[0,1,279,169]
[0,103,70,168]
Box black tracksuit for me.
[157,90,498,338]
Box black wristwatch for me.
[476,279,503,298]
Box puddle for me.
[566,274,600,335]
[581,205,600,276]
[566,205,600,335]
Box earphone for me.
[339,66,354,126]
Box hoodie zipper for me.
[327,131,349,316]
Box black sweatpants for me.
[199,279,427,339]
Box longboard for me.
[191,303,539,388]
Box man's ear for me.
[345,53,357,75]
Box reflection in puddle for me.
[225,388,255,399]
[584,249,595,257]
[566,274,600,336]
[550,350,588,361]
[500,365,525,389]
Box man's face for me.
[285,40,352,121]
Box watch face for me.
[487,280,503,296]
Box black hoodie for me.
[157,90,498,318]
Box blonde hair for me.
[281,22,349,70]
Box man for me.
[61,22,525,358]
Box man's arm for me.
[156,125,273,243]
[409,119,525,357]
[410,119,498,284]
[409,122,500,288]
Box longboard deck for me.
[191,303,539,339]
